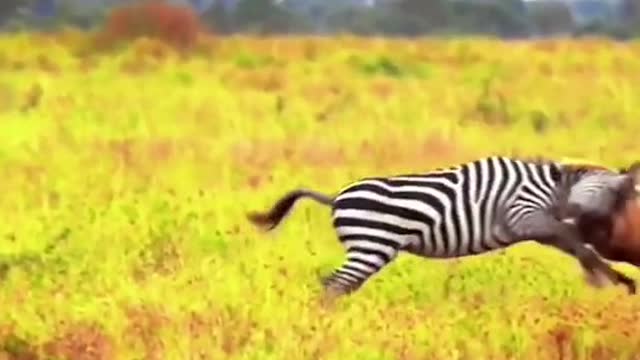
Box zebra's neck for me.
[553,164,613,216]
[560,165,610,188]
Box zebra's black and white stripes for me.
[247,156,638,297]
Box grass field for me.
[1,32,640,359]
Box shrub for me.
[98,1,206,51]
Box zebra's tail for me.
[247,189,334,231]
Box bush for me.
[97,1,206,51]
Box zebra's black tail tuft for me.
[247,189,334,231]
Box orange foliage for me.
[42,323,115,360]
[98,1,205,50]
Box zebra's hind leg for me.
[315,269,361,309]
[319,246,400,301]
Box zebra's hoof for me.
[317,273,331,286]
[616,274,636,294]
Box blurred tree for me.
[329,5,427,36]
[327,0,453,36]
[201,1,234,33]
[622,0,640,33]
[32,0,56,18]
[393,0,451,31]
[0,0,32,26]
[56,0,106,30]
[448,0,533,38]
[625,0,639,23]
[232,0,311,34]
[525,0,575,36]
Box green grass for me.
[0,34,639,359]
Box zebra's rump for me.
[331,176,472,257]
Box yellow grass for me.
[0,32,639,359]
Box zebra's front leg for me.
[550,240,636,294]
[507,209,636,294]
[539,222,636,294]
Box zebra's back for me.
[331,156,562,259]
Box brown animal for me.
[608,197,640,264]
[574,162,640,287]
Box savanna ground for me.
[1,31,640,360]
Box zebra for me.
[246,156,638,298]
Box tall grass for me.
[0,33,639,359]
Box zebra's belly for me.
[403,238,507,259]
[403,223,514,258]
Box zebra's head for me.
[558,162,614,185]
[548,161,635,221]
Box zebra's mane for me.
[512,155,559,167]
[513,155,612,174]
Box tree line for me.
[2,0,640,39]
